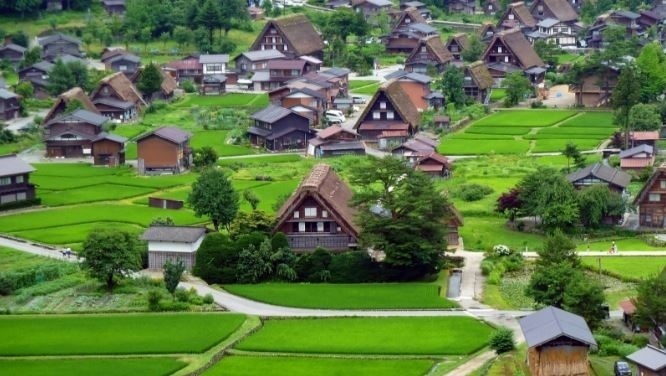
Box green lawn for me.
[472,110,577,127]
[460,215,545,251]
[236,317,493,355]
[465,126,532,135]
[12,222,144,246]
[0,313,246,355]
[558,112,615,127]
[349,80,380,90]
[577,238,665,252]
[0,247,64,273]
[581,256,666,280]
[222,282,456,309]
[190,130,256,157]
[174,93,268,108]
[39,184,156,206]
[218,154,304,166]
[438,138,531,155]
[0,358,187,376]
[351,82,381,95]
[532,127,615,137]
[206,356,434,376]
[490,88,506,102]
[531,138,602,152]
[112,124,153,139]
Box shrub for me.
[487,270,502,285]
[203,293,214,304]
[147,290,161,311]
[454,183,494,202]
[493,244,512,256]
[480,259,495,276]
[174,287,190,302]
[490,327,515,354]
[181,80,196,93]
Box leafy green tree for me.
[138,27,152,53]
[518,167,579,231]
[228,210,274,239]
[461,34,485,63]
[537,229,580,268]
[163,259,185,297]
[323,9,369,41]
[15,0,41,17]
[636,41,666,102]
[80,228,142,289]
[10,31,29,48]
[634,271,666,335]
[219,0,249,36]
[192,146,218,169]
[350,156,451,280]
[534,40,562,68]
[503,72,532,107]
[563,274,606,329]
[137,62,163,100]
[612,66,641,149]
[47,60,74,96]
[67,61,90,90]
[14,81,33,99]
[527,261,579,308]
[236,239,273,283]
[21,47,41,68]
[150,217,174,226]
[629,103,662,131]
[436,66,465,107]
[198,0,221,48]
[489,327,515,354]
[189,168,239,231]
[192,233,237,283]
[173,26,193,48]
[577,185,625,229]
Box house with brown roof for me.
[248,105,314,151]
[104,53,140,77]
[352,0,393,20]
[414,152,451,178]
[498,2,537,30]
[463,61,494,103]
[43,87,99,124]
[530,0,578,23]
[571,65,619,107]
[0,43,26,67]
[528,0,580,47]
[90,72,146,122]
[234,50,287,75]
[448,0,476,14]
[141,226,207,271]
[627,345,666,375]
[0,89,20,121]
[620,144,655,170]
[479,22,498,41]
[130,67,177,101]
[633,164,666,227]
[251,59,307,91]
[390,7,428,30]
[163,56,203,84]
[91,132,126,166]
[308,125,365,157]
[271,87,327,125]
[18,61,54,99]
[446,33,470,63]
[392,133,437,158]
[400,1,431,19]
[353,79,420,149]
[384,70,433,110]
[482,28,545,84]
[404,35,453,74]
[386,22,440,54]
[250,14,325,60]
[38,33,82,61]
[483,0,501,15]
[136,127,192,174]
[0,154,37,209]
[43,109,108,158]
[566,162,631,194]
[585,11,642,48]
[274,163,359,251]
[629,131,660,149]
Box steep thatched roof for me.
[251,14,324,57]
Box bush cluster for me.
[0,263,78,295]
[454,183,494,202]
[481,250,524,286]
[147,287,215,312]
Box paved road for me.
[0,235,77,262]
[524,250,666,257]
[4,109,48,134]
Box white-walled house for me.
[534,18,577,47]
[141,226,206,271]
[199,54,229,75]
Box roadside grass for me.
[581,256,666,280]
[349,80,380,90]
[221,282,457,309]
[0,247,65,273]
[482,265,535,310]
[0,313,246,355]
[0,358,187,376]
[112,124,153,139]
[437,177,519,216]
[205,356,434,376]
[218,154,304,166]
[235,317,493,355]
[589,356,622,376]
[190,130,256,157]
[470,344,529,376]
[489,88,506,102]
[472,110,577,127]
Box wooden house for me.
[0,89,20,121]
[0,154,36,208]
[384,70,432,110]
[386,22,440,54]
[105,53,140,77]
[446,33,470,63]
[91,132,126,166]
[163,56,203,84]
[0,43,26,67]
[392,133,437,159]
[400,1,431,19]
[529,0,578,23]
[199,54,229,76]
[404,35,453,75]
[585,11,642,48]
[38,33,82,61]
[619,299,639,332]
[463,61,494,103]
[566,162,631,194]
[533,18,579,47]
[273,87,327,125]
[630,131,660,149]
[633,164,666,228]
[433,115,450,128]
[43,87,99,124]
[620,144,655,170]
[90,72,146,122]
[249,14,325,60]
[627,345,666,376]
[484,0,500,15]
[307,125,365,157]
[130,67,177,101]
[390,7,428,30]
[251,59,307,91]
[18,61,54,99]
[352,0,393,20]
[200,74,226,95]
[43,109,108,158]
[520,306,597,376]
[498,2,537,30]
[141,226,206,271]
[234,50,286,75]
[248,105,314,151]
[479,22,498,41]
[273,164,359,251]
[136,127,192,174]
[353,79,419,149]
[102,0,125,15]
[571,66,619,107]
[415,151,451,178]
[447,0,476,14]
[482,28,545,84]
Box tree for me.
[350,156,451,279]
[192,146,218,169]
[563,273,606,329]
[229,210,274,239]
[323,9,369,41]
[188,168,239,231]
[14,81,33,99]
[504,72,532,107]
[489,327,516,354]
[163,259,185,297]
[577,185,626,229]
[436,66,465,107]
[562,142,585,172]
[236,239,273,283]
[243,189,260,211]
[518,167,579,231]
[138,27,152,53]
[612,66,641,149]
[21,47,41,68]
[635,41,666,102]
[150,217,175,226]
[537,229,580,268]
[496,187,522,222]
[527,261,579,308]
[461,34,485,62]
[629,103,662,131]
[198,0,221,48]
[15,0,41,17]
[11,31,29,48]
[219,0,249,36]
[634,271,666,335]
[80,228,141,289]
[173,25,193,48]
[534,40,562,68]
[137,63,163,100]
[67,61,89,90]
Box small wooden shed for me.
[519,306,597,376]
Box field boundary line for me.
[0,354,191,360]
[225,349,456,360]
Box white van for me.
[325,110,346,122]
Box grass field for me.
[236,317,493,355]
[349,80,380,90]
[206,356,435,376]
[581,256,666,279]
[472,110,576,127]
[0,247,64,273]
[350,80,381,96]
[439,138,531,155]
[222,282,456,309]
[190,130,256,157]
[173,93,269,108]
[0,313,246,355]
[460,215,545,251]
[0,358,187,376]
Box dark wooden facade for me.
[0,154,36,207]
[39,33,82,61]
[0,90,20,121]
[249,14,325,60]
[43,110,106,158]
[137,127,192,174]
[248,105,313,151]
[91,134,126,166]
[0,44,26,67]
[527,337,591,376]
[634,166,666,228]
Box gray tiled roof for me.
[0,154,35,176]
[141,226,206,243]
[566,162,631,188]
[519,306,597,348]
[39,33,81,46]
[537,18,561,28]
[322,67,350,77]
[93,132,127,144]
[238,50,286,61]
[619,144,653,158]
[251,71,270,82]
[627,345,666,371]
[320,140,365,151]
[139,126,191,144]
[199,54,230,64]
[93,97,135,110]
[251,104,293,123]
[408,23,438,34]
[0,88,17,99]
[32,61,55,72]
[0,43,26,53]
[71,109,109,126]
[108,53,140,64]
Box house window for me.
[405,18,411,23]
[15,175,23,184]
[317,222,324,232]
[660,180,666,189]
[0,177,10,185]
[291,69,300,76]
[508,13,514,19]
[387,111,394,120]
[380,101,386,109]
[16,192,26,201]
[283,45,288,51]
[537,5,543,14]
[373,111,380,119]
[649,193,661,202]
[293,210,300,218]
[497,46,502,53]
[421,46,427,52]
[304,207,317,217]
[298,222,305,232]
[119,65,127,71]
[322,210,328,218]
[504,56,509,62]
[270,28,276,34]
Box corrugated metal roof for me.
[0,154,35,176]
[519,306,597,348]
[199,54,229,64]
[627,345,666,371]
[251,104,293,123]
[566,162,631,188]
[239,50,286,61]
[619,144,653,158]
[141,226,206,243]
[0,88,17,99]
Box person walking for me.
[611,241,617,254]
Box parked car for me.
[352,96,366,104]
[614,361,632,376]
[325,117,342,125]
[325,110,346,123]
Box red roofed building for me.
[164,57,203,84]
[629,131,660,149]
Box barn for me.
[141,226,206,271]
